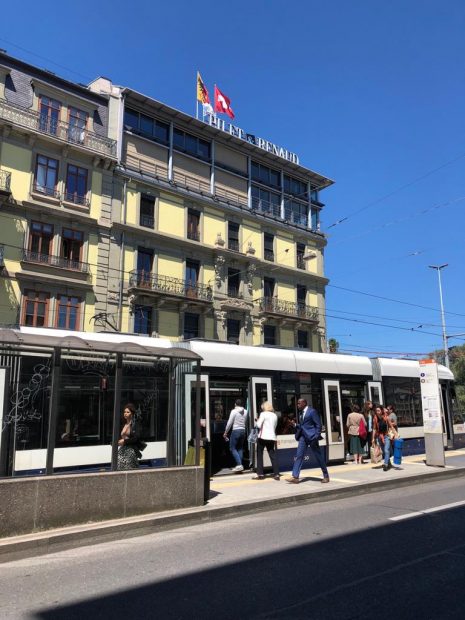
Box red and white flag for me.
[214,85,235,119]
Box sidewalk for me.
[1,449,465,563]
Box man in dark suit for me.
[287,398,330,484]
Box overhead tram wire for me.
[326,153,465,230]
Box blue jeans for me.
[383,435,392,465]
[229,429,246,466]
[292,437,328,479]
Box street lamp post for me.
[428,264,449,368]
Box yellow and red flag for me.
[196,72,210,104]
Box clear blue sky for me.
[2,0,464,358]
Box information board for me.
[419,359,445,466]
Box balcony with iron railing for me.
[0,170,11,194]
[297,256,306,270]
[22,249,90,273]
[264,249,275,262]
[228,239,240,252]
[187,229,200,242]
[0,100,117,159]
[129,271,213,302]
[140,213,155,229]
[255,297,319,322]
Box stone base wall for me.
[0,466,204,538]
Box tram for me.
[0,328,463,476]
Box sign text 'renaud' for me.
[203,113,300,165]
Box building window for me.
[68,107,87,144]
[228,269,240,297]
[186,260,199,296]
[57,295,81,330]
[284,199,308,226]
[297,330,308,349]
[187,209,200,241]
[39,96,61,135]
[264,277,275,299]
[34,154,59,197]
[22,290,49,327]
[228,222,240,251]
[65,164,88,205]
[284,175,307,200]
[251,161,281,189]
[263,325,276,346]
[297,243,305,269]
[264,233,274,261]
[251,185,280,216]
[137,248,153,286]
[29,221,53,257]
[123,108,169,145]
[62,229,83,268]
[227,318,241,344]
[173,128,211,160]
[311,207,320,230]
[134,305,152,335]
[184,312,199,339]
[297,284,306,309]
[140,194,155,228]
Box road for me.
[1,476,465,619]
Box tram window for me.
[383,377,422,427]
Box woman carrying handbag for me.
[373,405,397,471]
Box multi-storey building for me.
[103,87,333,349]
[0,52,117,331]
[0,51,333,350]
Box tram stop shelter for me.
[0,329,204,538]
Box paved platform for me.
[1,448,465,563]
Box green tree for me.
[328,338,339,353]
[427,344,465,412]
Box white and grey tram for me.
[0,328,463,476]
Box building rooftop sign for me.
[202,111,300,165]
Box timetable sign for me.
[419,359,443,434]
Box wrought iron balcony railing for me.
[129,271,213,302]
[264,249,275,262]
[140,214,155,229]
[297,256,306,270]
[0,100,116,158]
[0,170,11,194]
[31,181,61,200]
[187,229,200,241]
[228,239,240,252]
[22,249,90,273]
[255,297,319,321]
[63,191,90,207]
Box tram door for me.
[367,381,384,405]
[251,377,272,420]
[250,378,273,467]
[322,379,345,461]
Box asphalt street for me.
[1,476,465,619]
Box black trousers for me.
[256,438,279,476]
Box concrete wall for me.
[0,466,204,538]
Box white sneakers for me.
[233,465,244,472]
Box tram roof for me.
[188,341,373,375]
[377,357,454,381]
[1,328,201,361]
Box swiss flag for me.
[214,85,235,119]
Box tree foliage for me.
[427,344,465,411]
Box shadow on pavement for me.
[32,505,465,620]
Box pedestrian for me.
[287,398,330,484]
[253,401,280,481]
[224,398,248,472]
[387,404,398,430]
[117,403,145,470]
[346,404,366,464]
[362,400,373,461]
[373,404,397,471]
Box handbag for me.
[387,428,399,441]
[248,427,259,444]
[370,443,383,464]
[359,417,367,441]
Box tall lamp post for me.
[428,264,449,368]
